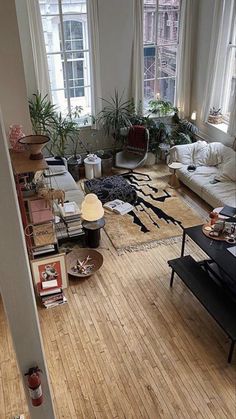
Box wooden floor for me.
[0,169,236,418]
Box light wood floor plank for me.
[0,168,235,418]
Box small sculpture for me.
[72,256,94,275]
[38,187,65,208]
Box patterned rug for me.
[104,171,204,253]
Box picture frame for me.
[31,253,68,290]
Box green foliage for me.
[97,89,134,145]
[28,92,57,135]
[50,113,80,157]
[170,113,199,146]
[148,99,178,116]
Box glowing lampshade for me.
[81,194,104,221]
[190,111,197,121]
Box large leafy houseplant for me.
[28,92,57,135]
[148,99,178,116]
[170,112,199,145]
[97,90,134,148]
[50,113,80,157]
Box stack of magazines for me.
[104,199,133,215]
[58,201,84,238]
[37,280,67,309]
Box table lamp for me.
[81,194,105,248]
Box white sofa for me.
[169,141,236,208]
[45,164,84,206]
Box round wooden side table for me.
[168,162,182,188]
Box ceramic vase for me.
[9,124,25,152]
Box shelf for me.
[10,150,48,174]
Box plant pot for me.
[97,152,113,176]
[207,115,223,124]
[78,163,85,179]
[67,156,80,181]
[18,135,50,160]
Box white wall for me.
[0,0,31,135]
[191,0,234,146]
[98,0,133,100]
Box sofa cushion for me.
[49,171,78,192]
[177,165,219,197]
[219,152,236,182]
[202,178,236,208]
[170,143,195,165]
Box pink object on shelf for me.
[9,124,25,152]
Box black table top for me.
[184,225,236,280]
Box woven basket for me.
[208,114,223,124]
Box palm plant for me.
[97,89,134,146]
[28,92,57,135]
[50,113,80,157]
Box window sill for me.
[207,121,228,134]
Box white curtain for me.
[228,95,236,137]
[201,0,226,122]
[26,0,51,98]
[87,0,102,117]
[130,0,144,113]
[176,0,194,118]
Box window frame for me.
[143,0,182,108]
[39,0,92,118]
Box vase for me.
[9,124,25,152]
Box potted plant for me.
[148,99,178,117]
[28,92,57,135]
[96,89,134,150]
[170,112,199,146]
[96,149,114,176]
[208,107,223,124]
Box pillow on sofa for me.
[192,141,209,165]
[171,143,195,165]
[220,154,236,182]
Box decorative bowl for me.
[18,135,50,160]
[66,249,103,278]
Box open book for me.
[104,199,133,215]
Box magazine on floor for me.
[104,199,133,215]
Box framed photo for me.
[31,253,68,290]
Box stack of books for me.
[32,244,56,257]
[54,219,68,240]
[37,280,67,309]
[58,202,84,238]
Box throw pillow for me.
[220,154,236,182]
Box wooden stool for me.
[168,162,182,188]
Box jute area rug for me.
[104,171,204,253]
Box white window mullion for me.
[58,0,71,113]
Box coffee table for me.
[181,225,236,280]
[168,224,236,363]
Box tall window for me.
[39,0,91,119]
[222,11,236,124]
[143,0,181,108]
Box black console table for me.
[168,225,236,363]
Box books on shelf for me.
[33,222,56,247]
[104,199,133,215]
[32,244,55,257]
[29,198,54,224]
